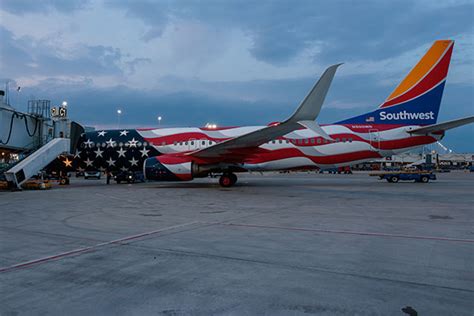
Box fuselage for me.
[73,123,441,174]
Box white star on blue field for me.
[1,0,473,151]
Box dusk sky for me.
[0,0,473,151]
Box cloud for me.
[125,58,152,75]
[0,0,91,15]
[106,0,170,41]
[3,1,473,86]
[0,25,124,82]
[106,0,474,66]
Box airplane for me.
[62,39,473,187]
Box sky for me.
[0,0,473,152]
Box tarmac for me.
[0,172,473,315]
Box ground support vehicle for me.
[370,171,436,183]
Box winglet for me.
[286,63,342,123]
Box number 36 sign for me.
[51,106,67,118]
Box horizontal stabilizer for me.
[408,116,474,134]
[298,120,333,140]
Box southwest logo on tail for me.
[339,40,453,126]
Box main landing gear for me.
[219,173,237,187]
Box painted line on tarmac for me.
[218,223,474,243]
[0,221,199,274]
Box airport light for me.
[117,109,122,128]
[158,116,162,126]
[205,123,217,129]
[62,101,68,107]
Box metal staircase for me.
[3,138,70,189]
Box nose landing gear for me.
[219,173,237,187]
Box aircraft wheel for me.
[219,175,234,187]
[420,176,429,183]
[229,173,237,185]
[390,176,399,183]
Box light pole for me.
[117,109,122,129]
[16,86,21,107]
[158,116,162,127]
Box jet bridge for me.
[1,98,54,153]
[1,90,84,189]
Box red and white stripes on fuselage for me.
[137,124,439,170]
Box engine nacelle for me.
[144,155,193,181]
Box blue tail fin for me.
[337,40,454,126]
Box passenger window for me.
[191,141,194,145]
[317,138,321,144]
[311,138,315,144]
[185,141,188,145]
[202,141,205,145]
[342,138,346,142]
[143,142,148,146]
[298,139,303,145]
[279,139,282,144]
[286,140,290,143]
[349,138,353,142]
[304,139,309,144]
[173,141,177,145]
[179,142,183,146]
[161,142,166,146]
[272,140,275,144]
[335,138,340,142]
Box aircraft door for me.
[369,129,380,151]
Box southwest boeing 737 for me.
[65,40,473,187]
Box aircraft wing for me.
[408,116,474,134]
[188,64,342,159]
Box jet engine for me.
[144,155,236,182]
